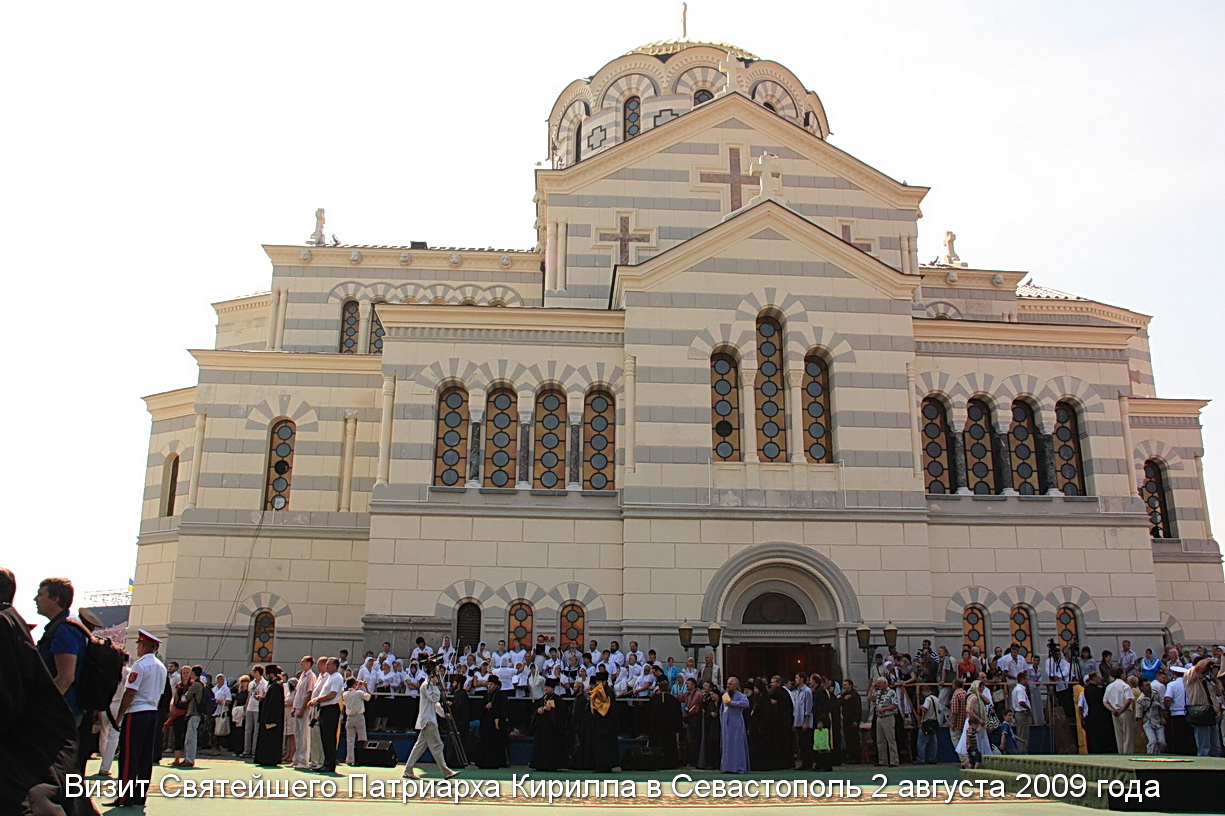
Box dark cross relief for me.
[840,224,873,253]
[598,215,651,264]
[699,147,755,212]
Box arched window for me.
[456,602,482,651]
[755,315,787,462]
[434,387,469,487]
[1140,459,1174,538]
[252,608,275,663]
[1010,605,1035,657]
[1053,401,1087,495]
[484,388,517,488]
[584,390,615,490]
[711,351,741,462]
[508,601,533,647]
[963,604,987,653]
[694,89,713,105]
[368,301,385,354]
[623,95,641,139]
[964,398,997,495]
[339,300,359,354]
[920,397,953,494]
[534,389,567,489]
[802,353,833,463]
[763,101,777,113]
[163,454,180,517]
[1009,400,1042,495]
[574,119,583,164]
[265,420,295,511]
[742,592,807,625]
[559,602,585,650]
[1056,604,1080,652]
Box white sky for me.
[4,1,1223,627]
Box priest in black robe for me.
[586,672,619,772]
[530,680,567,771]
[696,683,721,769]
[837,680,863,764]
[646,669,683,769]
[445,677,471,768]
[476,675,509,768]
[767,676,795,771]
[254,666,286,767]
[811,676,836,771]
[568,683,592,770]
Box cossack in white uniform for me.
[125,652,168,712]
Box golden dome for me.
[627,39,758,60]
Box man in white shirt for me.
[291,655,317,769]
[699,653,722,688]
[508,639,527,669]
[308,657,345,773]
[494,661,517,692]
[1045,650,1074,718]
[410,637,434,663]
[608,641,626,668]
[342,677,372,765]
[380,642,398,668]
[106,630,168,809]
[243,666,267,756]
[790,674,815,770]
[1163,666,1190,755]
[402,667,458,779]
[1009,674,1033,754]
[1103,667,1135,753]
[997,644,1027,681]
[492,640,509,667]
[633,666,656,698]
[626,641,646,666]
[309,658,329,768]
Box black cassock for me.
[477,693,509,768]
[586,684,620,772]
[646,691,684,768]
[747,687,771,770]
[254,679,285,767]
[445,688,471,768]
[1081,684,1117,754]
[812,685,836,771]
[697,693,722,770]
[568,691,592,770]
[768,685,794,771]
[839,689,862,763]
[530,693,567,771]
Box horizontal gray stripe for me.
[1130,416,1202,428]
[916,342,1129,362]
[549,193,721,212]
[605,167,691,182]
[782,174,861,191]
[564,223,590,237]
[922,286,1013,303]
[1018,313,1129,327]
[1083,456,1128,476]
[275,264,538,283]
[151,415,197,434]
[622,290,912,316]
[386,327,624,347]
[689,257,853,279]
[390,443,435,460]
[199,371,384,388]
[790,203,915,222]
[659,141,720,155]
[283,318,336,330]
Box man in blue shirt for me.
[35,577,87,720]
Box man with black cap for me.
[106,628,168,808]
[530,677,566,771]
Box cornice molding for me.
[376,304,625,333]
[1127,397,1210,417]
[912,317,1137,349]
[212,293,271,315]
[143,387,197,418]
[263,245,541,273]
[188,349,384,374]
[1017,298,1152,329]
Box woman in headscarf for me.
[955,679,992,768]
[719,677,750,773]
[254,665,285,767]
[229,675,249,755]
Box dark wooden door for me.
[723,643,836,682]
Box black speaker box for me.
[354,740,398,767]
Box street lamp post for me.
[678,620,723,667]
[855,620,898,681]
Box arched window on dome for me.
[623,95,642,140]
[434,386,469,487]
[711,351,741,462]
[252,608,275,663]
[802,352,833,463]
[694,89,713,105]
[1009,400,1043,495]
[920,397,953,494]
[574,119,583,164]
[1010,604,1035,657]
[1053,401,1087,496]
[368,301,385,354]
[162,453,180,517]
[508,600,533,648]
[963,398,997,495]
[265,420,295,511]
[763,101,777,113]
[1140,459,1174,538]
[584,390,615,490]
[1056,604,1080,652]
[559,602,585,651]
[963,604,988,654]
[534,389,567,489]
[339,299,359,354]
[754,315,787,462]
[484,388,518,488]
[456,602,482,652]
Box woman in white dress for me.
[955,679,993,767]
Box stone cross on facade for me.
[699,147,755,212]
[840,224,873,253]
[748,151,785,207]
[942,230,966,266]
[308,208,326,246]
[717,50,742,97]
[598,215,651,264]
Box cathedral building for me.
[131,40,1221,681]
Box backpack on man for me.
[49,616,126,716]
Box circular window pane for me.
[492,451,510,468]
[762,421,779,438]
[809,443,826,460]
[716,441,734,459]
[714,359,731,376]
[491,470,509,487]
[760,341,777,358]
[1012,425,1029,442]
[762,442,780,459]
[758,321,775,338]
[969,424,985,440]
[272,477,288,492]
[591,434,608,451]
[591,453,608,470]
[441,469,459,485]
[543,414,560,430]
[762,400,779,417]
[271,495,287,509]
[924,422,942,439]
[761,361,777,377]
[761,380,778,397]
[442,450,460,466]
[443,430,461,447]
[542,451,559,468]
[277,425,294,440]
[543,394,561,411]
[493,431,510,448]
[275,442,292,457]
[445,411,463,428]
[806,381,824,398]
[591,397,609,413]
[590,472,608,489]
[542,432,559,449]
[809,422,826,439]
[923,403,940,420]
[715,399,733,417]
[493,413,512,429]
[806,361,822,377]
[494,394,512,411]
[446,392,464,409]
[591,416,609,432]
[714,379,732,396]
[927,461,945,477]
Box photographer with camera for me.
[1183,655,1221,757]
[1045,639,1075,719]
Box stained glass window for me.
[559,602,584,650]
[534,389,567,489]
[624,96,641,139]
[1009,400,1042,495]
[434,387,469,487]
[694,89,713,105]
[742,592,807,625]
[920,397,953,494]
[1053,401,1087,496]
[584,390,615,490]
[1056,604,1079,651]
[963,605,987,653]
[755,316,787,462]
[252,608,275,663]
[711,352,741,462]
[456,602,482,651]
[368,302,385,354]
[1010,605,1034,657]
[803,352,832,463]
[163,454,179,517]
[484,388,518,488]
[339,300,359,354]
[1140,459,1173,538]
[265,420,295,511]
[964,398,996,495]
[508,601,533,647]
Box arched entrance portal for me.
[703,543,860,682]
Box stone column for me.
[339,411,357,511]
[906,362,921,477]
[1119,394,1137,489]
[1038,428,1063,496]
[375,375,395,487]
[786,368,805,463]
[558,221,569,290]
[266,288,281,349]
[358,301,372,356]
[517,404,533,489]
[275,288,288,350]
[568,411,583,490]
[949,420,971,495]
[1195,454,1214,537]
[545,222,558,290]
[467,398,485,488]
[623,356,636,474]
[184,411,207,511]
[740,367,759,463]
[993,426,1017,495]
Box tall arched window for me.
[434,386,469,487]
[339,300,359,354]
[559,602,585,650]
[711,351,741,462]
[1056,604,1080,652]
[1010,605,1035,657]
[964,398,997,495]
[574,119,583,164]
[694,89,713,105]
[163,454,180,517]
[963,604,988,653]
[920,397,953,494]
[368,301,385,354]
[1053,401,1087,495]
[456,602,482,651]
[252,608,275,663]
[584,390,615,490]
[534,389,567,489]
[484,388,517,488]
[802,352,833,463]
[1009,400,1042,495]
[265,420,295,511]
[508,601,533,648]
[623,95,641,139]
[1140,459,1174,538]
[755,315,787,462]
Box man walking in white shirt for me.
[292,655,317,769]
[1009,674,1033,754]
[1103,667,1135,754]
[402,667,459,779]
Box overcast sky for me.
[4,1,1222,627]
